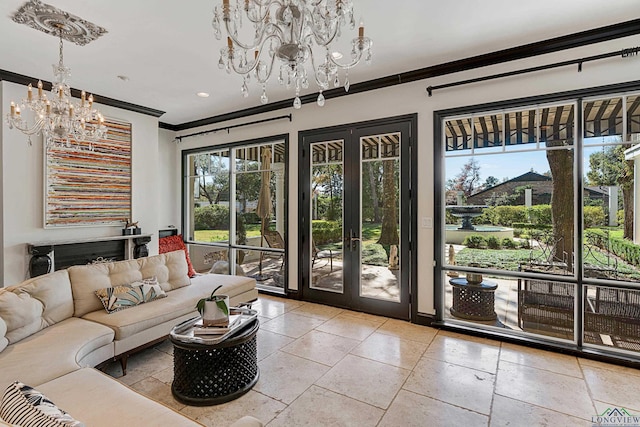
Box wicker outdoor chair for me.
[584,287,640,348]
[517,273,576,333]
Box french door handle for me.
[349,229,361,251]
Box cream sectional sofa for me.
[0,250,260,427]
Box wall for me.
[157,128,181,231]
[1,80,162,286]
[173,35,640,316]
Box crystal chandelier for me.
[5,27,106,148]
[212,0,373,109]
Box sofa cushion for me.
[36,369,200,427]
[69,251,190,317]
[159,235,196,277]
[82,294,196,341]
[0,318,114,388]
[0,381,83,427]
[95,278,166,314]
[0,270,74,344]
[0,318,6,353]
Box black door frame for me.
[298,114,418,321]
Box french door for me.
[299,116,415,319]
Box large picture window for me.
[183,137,287,291]
[438,90,640,357]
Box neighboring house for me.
[466,171,609,206]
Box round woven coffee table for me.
[171,318,259,406]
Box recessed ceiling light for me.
[117,75,129,82]
[331,51,343,60]
[196,92,210,98]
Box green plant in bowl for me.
[195,284,229,316]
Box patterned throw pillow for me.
[0,381,84,427]
[95,277,167,314]
[158,234,197,277]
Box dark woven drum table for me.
[171,319,259,406]
[449,278,498,321]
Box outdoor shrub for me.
[445,210,457,224]
[512,222,552,230]
[519,239,531,249]
[484,205,528,226]
[240,212,261,225]
[584,206,606,228]
[502,238,518,249]
[586,228,640,267]
[486,236,501,249]
[463,234,486,249]
[527,205,552,225]
[194,204,230,230]
[513,228,522,238]
[312,220,342,245]
[617,209,624,225]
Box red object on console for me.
[158,234,197,277]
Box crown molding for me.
[0,69,165,118]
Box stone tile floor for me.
[103,295,640,426]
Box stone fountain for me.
[445,205,513,244]
[446,205,488,230]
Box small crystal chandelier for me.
[5,26,106,148]
[212,0,373,109]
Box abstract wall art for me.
[45,118,132,227]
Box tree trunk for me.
[546,146,574,270]
[378,160,399,256]
[367,163,381,222]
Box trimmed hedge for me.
[587,228,640,267]
[194,204,230,230]
[512,222,552,230]
[312,220,342,245]
[477,205,552,227]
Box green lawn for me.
[194,224,261,243]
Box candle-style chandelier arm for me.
[327,39,369,69]
[223,16,283,52]
[226,33,280,77]
[308,46,329,90]
[240,0,280,26]
[306,8,341,47]
[254,40,279,83]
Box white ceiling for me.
[0,0,638,125]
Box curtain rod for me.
[174,114,292,142]
[426,47,639,97]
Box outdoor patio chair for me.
[262,230,285,271]
[517,265,575,334]
[584,287,640,350]
[312,238,339,272]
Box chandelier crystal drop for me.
[5,28,106,148]
[212,0,373,109]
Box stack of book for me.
[192,313,242,335]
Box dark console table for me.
[27,234,151,277]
